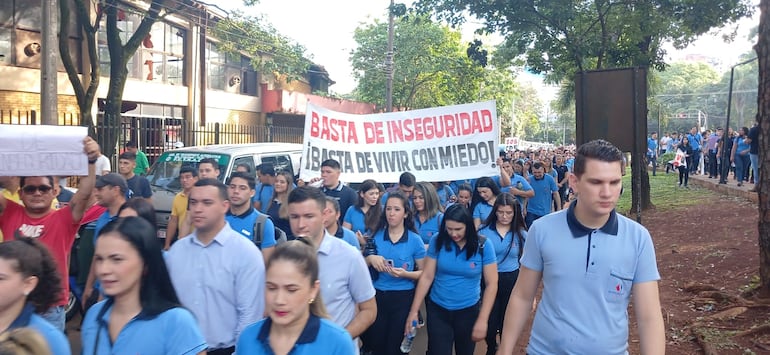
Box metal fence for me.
[0,110,304,166]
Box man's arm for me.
[70,137,100,223]
[235,245,266,339]
[165,215,179,250]
[346,297,376,338]
[497,266,542,354]
[552,191,562,211]
[633,281,665,355]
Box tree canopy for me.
[414,0,753,82]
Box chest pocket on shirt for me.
[605,269,633,304]
[396,256,412,271]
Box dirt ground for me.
[629,193,763,354]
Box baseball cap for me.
[95,173,128,193]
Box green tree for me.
[211,11,312,83]
[350,13,485,109]
[650,62,722,133]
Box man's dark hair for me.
[193,178,228,201]
[573,139,623,177]
[321,159,340,170]
[20,176,55,188]
[651,131,657,136]
[235,163,251,173]
[125,141,138,149]
[531,162,544,171]
[258,163,276,176]
[119,151,137,161]
[179,166,198,177]
[198,158,219,170]
[227,172,256,190]
[399,172,416,187]
[288,186,326,211]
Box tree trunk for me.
[756,0,770,298]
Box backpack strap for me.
[253,213,267,249]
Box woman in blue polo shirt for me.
[0,238,70,355]
[363,192,426,355]
[81,217,206,355]
[731,126,751,186]
[406,205,498,355]
[343,179,382,243]
[236,240,356,354]
[477,194,527,355]
[413,182,445,245]
[471,177,502,229]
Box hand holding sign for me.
[84,136,101,163]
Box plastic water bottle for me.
[400,320,418,353]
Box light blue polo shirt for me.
[9,304,70,355]
[371,228,426,291]
[226,208,277,249]
[317,232,376,329]
[333,224,362,249]
[236,314,357,354]
[427,236,496,310]
[473,201,494,223]
[436,184,455,206]
[343,205,368,235]
[501,174,533,205]
[81,300,207,355]
[521,202,660,354]
[256,184,274,213]
[478,225,525,273]
[527,174,558,216]
[414,212,443,244]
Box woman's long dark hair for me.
[470,177,502,213]
[480,193,527,261]
[0,238,62,313]
[375,192,417,234]
[357,179,382,233]
[435,204,479,260]
[119,198,157,229]
[98,217,179,317]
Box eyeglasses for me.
[22,185,53,194]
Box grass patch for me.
[616,170,715,213]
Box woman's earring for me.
[309,298,315,304]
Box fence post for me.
[214,122,220,144]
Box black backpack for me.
[252,213,288,249]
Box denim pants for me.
[735,153,750,183]
[364,289,414,355]
[485,270,519,355]
[41,305,65,332]
[751,153,760,184]
[426,297,479,355]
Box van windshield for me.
[146,152,230,192]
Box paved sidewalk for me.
[687,172,758,204]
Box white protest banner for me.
[0,125,88,176]
[300,101,499,183]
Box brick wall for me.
[0,90,81,124]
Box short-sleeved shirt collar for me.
[9,304,35,329]
[191,222,237,247]
[323,182,345,192]
[566,200,618,238]
[317,231,335,256]
[226,207,256,219]
[380,227,409,244]
[256,313,321,345]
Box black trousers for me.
[365,289,415,355]
[485,270,520,355]
[678,166,689,186]
[426,297,479,355]
[208,346,235,355]
[708,150,718,177]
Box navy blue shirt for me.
[126,175,152,199]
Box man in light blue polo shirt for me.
[525,161,561,227]
[225,172,277,262]
[498,140,665,355]
[254,163,276,213]
[288,186,376,352]
[167,178,265,355]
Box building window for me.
[206,41,258,96]
[98,7,185,85]
[0,0,81,67]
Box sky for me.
[209,0,760,101]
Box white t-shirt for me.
[95,155,111,175]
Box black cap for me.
[95,173,128,193]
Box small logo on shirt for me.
[615,283,622,292]
[402,262,408,269]
[470,262,476,269]
[18,224,44,238]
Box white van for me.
[145,143,303,240]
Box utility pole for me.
[385,0,395,112]
[41,0,59,125]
